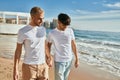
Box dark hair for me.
[30,6,44,16]
[58,13,71,25]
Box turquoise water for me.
[73,29,120,77]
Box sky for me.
[0,0,120,32]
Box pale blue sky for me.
[0,0,120,32]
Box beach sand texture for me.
[0,57,120,80]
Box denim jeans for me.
[54,60,72,80]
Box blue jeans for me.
[54,60,72,80]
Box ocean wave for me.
[76,38,120,49]
[79,52,120,77]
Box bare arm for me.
[47,42,52,54]
[71,40,79,68]
[45,40,53,67]
[45,40,52,59]
[13,43,22,80]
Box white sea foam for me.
[77,39,120,77]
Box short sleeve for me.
[47,32,53,43]
[43,27,47,39]
[17,30,24,44]
[70,28,75,40]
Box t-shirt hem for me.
[23,61,46,65]
[54,58,72,62]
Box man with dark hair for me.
[47,13,79,80]
[13,6,52,80]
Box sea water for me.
[74,29,120,77]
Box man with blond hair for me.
[13,6,52,80]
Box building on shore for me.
[43,18,57,29]
[43,21,50,29]
[0,11,30,24]
[49,18,57,29]
[0,11,30,34]
[0,11,58,34]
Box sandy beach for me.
[0,57,119,80]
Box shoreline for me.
[0,57,119,80]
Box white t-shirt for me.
[47,27,75,62]
[17,25,46,64]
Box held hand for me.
[13,69,19,80]
[74,58,79,68]
[46,56,53,67]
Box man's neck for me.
[57,26,66,31]
[29,22,38,28]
